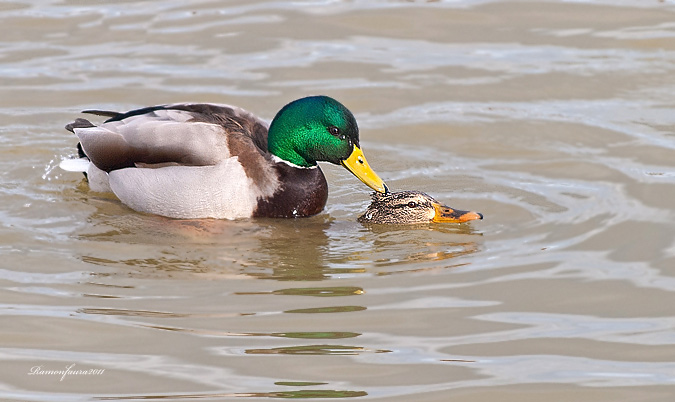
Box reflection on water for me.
[72,205,482,281]
[3,0,675,401]
[244,344,390,356]
[95,389,369,400]
[236,287,365,296]
[284,306,366,314]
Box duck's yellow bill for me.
[341,145,388,193]
[432,202,483,223]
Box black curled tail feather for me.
[65,118,95,133]
[64,118,92,159]
[65,118,95,179]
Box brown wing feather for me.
[169,104,269,152]
[69,103,272,174]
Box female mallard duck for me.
[61,96,388,219]
[358,191,483,224]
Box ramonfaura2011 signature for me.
[28,364,105,381]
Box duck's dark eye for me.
[328,126,340,136]
[407,201,418,208]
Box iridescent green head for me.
[268,96,387,193]
[268,96,358,167]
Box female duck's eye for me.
[328,126,340,136]
[407,202,418,208]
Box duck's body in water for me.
[61,96,388,219]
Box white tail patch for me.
[59,157,90,172]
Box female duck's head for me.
[267,96,387,193]
[358,191,483,224]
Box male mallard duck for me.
[358,191,483,224]
[61,96,388,219]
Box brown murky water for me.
[2,1,675,401]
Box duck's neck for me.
[269,145,314,168]
[268,131,316,167]
[253,162,328,218]
[266,104,319,168]
[271,155,317,170]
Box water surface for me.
[2,0,675,401]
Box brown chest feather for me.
[253,163,328,218]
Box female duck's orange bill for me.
[432,202,483,223]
